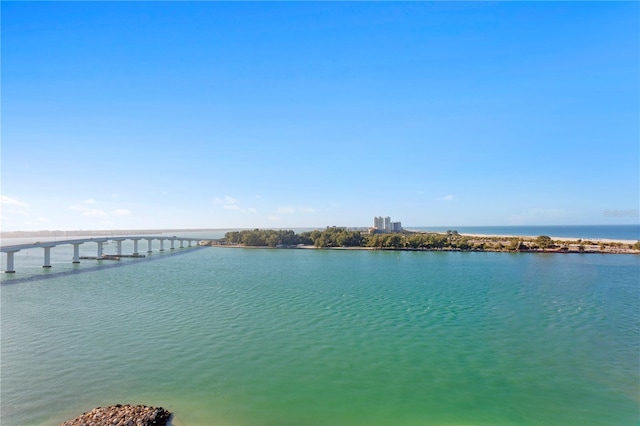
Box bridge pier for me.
[42,245,55,268]
[170,239,176,250]
[180,240,184,249]
[72,243,82,263]
[132,238,141,256]
[96,241,103,258]
[116,240,123,256]
[43,247,52,268]
[5,250,18,273]
[146,238,153,254]
[159,239,165,252]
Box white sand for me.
[460,233,636,245]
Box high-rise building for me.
[373,216,401,232]
[373,216,384,230]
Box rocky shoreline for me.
[60,404,171,426]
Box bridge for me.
[1,236,202,273]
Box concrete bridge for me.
[1,236,202,273]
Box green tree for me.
[242,231,264,246]
[407,234,422,249]
[266,234,279,247]
[456,238,471,250]
[367,234,384,249]
[224,231,241,244]
[535,235,553,251]
[508,238,522,251]
[383,234,403,248]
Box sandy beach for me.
[459,233,637,245]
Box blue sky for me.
[2,1,638,231]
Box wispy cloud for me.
[69,199,134,220]
[437,194,455,201]
[213,195,257,213]
[0,196,30,220]
[213,195,239,209]
[1,195,29,208]
[70,203,108,218]
[83,209,108,218]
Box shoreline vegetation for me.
[204,228,640,255]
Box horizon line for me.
[2,223,639,235]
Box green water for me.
[2,248,638,425]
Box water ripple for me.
[1,249,638,426]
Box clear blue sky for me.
[2,1,638,231]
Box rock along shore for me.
[60,404,171,426]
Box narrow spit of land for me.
[202,228,640,255]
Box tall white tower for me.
[374,216,384,229]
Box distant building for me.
[373,216,402,233]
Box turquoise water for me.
[2,247,639,425]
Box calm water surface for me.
[1,248,638,425]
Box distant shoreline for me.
[208,230,640,255]
[3,228,638,254]
[457,233,637,245]
[0,228,227,238]
[3,226,638,242]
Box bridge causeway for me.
[1,236,202,273]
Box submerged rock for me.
[61,404,171,426]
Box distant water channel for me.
[1,246,639,425]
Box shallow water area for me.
[2,246,639,425]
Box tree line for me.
[224,229,307,247]
[222,229,640,252]
[225,228,484,250]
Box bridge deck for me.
[1,236,203,273]
[1,236,197,252]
